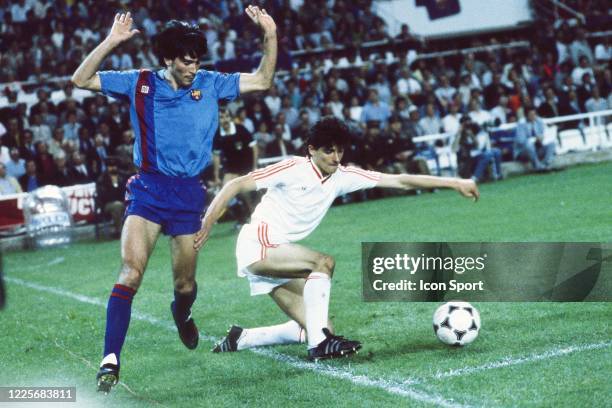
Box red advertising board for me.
[0,183,97,231]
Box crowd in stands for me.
[0,0,611,199]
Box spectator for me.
[0,162,22,195]
[114,130,135,173]
[396,66,422,98]
[29,113,52,144]
[0,137,9,164]
[571,56,595,86]
[570,28,594,66]
[95,158,127,239]
[49,153,73,187]
[538,88,560,118]
[265,123,292,159]
[69,151,93,184]
[62,111,81,144]
[434,75,456,111]
[585,87,609,126]
[419,103,443,135]
[264,85,282,118]
[514,108,555,171]
[48,127,66,157]
[452,117,501,182]
[360,88,391,129]
[442,103,462,135]
[18,159,43,192]
[19,130,37,161]
[491,95,512,125]
[253,122,274,156]
[468,99,493,126]
[6,148,25,179]
[91,134,109,178]
[326,89,344,119]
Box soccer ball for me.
[433,301,481,346]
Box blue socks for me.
[103,284,136,366]
[173,283,197,322]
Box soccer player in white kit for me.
[195,117,479,360]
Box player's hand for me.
[107,12,140,45]
[194,220,212,251]
[455,178,479,202]
[245,5,276,36]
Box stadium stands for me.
[0,0,611,234]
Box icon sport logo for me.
[191,89,202,101]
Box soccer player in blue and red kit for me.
[71,5,277,393]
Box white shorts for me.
[236,222,292,296]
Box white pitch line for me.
[6,276,465,408]
[414,340,612,384]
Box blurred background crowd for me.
[0,0,610,200]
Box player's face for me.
[310,144,344,176]
[168,55,200,87]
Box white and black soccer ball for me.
[433,301,481,346]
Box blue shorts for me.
[125,172,206,236]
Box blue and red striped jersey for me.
[99,69,240,177]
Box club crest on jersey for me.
[191,89,202,101]
[140,85,149,94]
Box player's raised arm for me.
[71,12,140,91]
[194,174,257,250]
[239,5,277,94]
[376,173,480,201]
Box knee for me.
[313,254,335,277]
[118,257,145,289]
[174,277,195,294]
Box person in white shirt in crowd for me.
[396,66,422,98]
[48,127,66,158]
[419,103,443,135]
[468,99,493,127]
[442,103,462,136]
[490,95,511,125]
[198,117,478,360]
[571,56,595,86]
[434,75,456,112]
[326,89,344,120]
[264,85,282,118]
[585,87,609,126]
[0,162,22,195]
[594,36,610,67]
[5,148,25,179]
[570,28,594,66]
[280,96,299,129]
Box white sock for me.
[237,320,305,350]
[303,271,331,348]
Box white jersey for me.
[250,156,381,242]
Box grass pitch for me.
[2,161,611,407]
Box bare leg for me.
[248,243,335,348]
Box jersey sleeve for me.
[335,166,382,196]
[250,158,298,191]
[211,71,240,101]
[98,70,140,102]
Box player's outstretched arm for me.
[71,12,140,91]
[239,5,277,94]
[194,175,257,250]
[376,173,480,201]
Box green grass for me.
[2,162,611,407]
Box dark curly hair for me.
[306,116,352,153]
[152,20,207,66]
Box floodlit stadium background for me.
[0,1,610,407]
